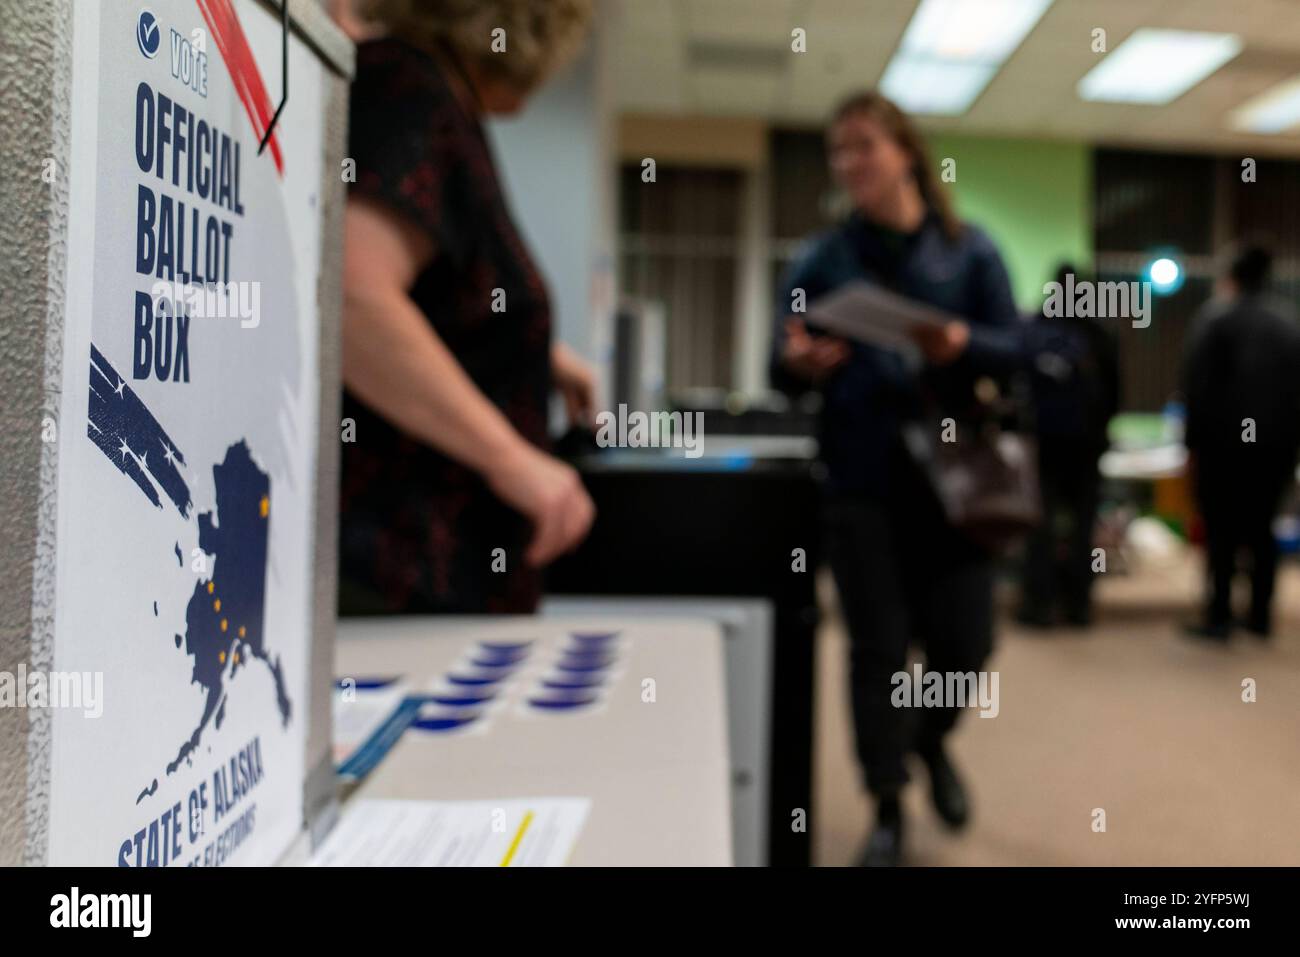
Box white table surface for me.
[332,615,733,866]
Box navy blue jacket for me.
[771,211,1022,498]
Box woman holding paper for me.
[330,0,597,615]
[772,91,1022,867]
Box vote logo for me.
[137,9,161,59]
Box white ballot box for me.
[0,0,353,866]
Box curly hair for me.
[358,0,594,93]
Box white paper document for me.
[311,798,592,867]
[806,279,956,351]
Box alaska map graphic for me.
[88,344,291,804]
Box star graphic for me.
[161,441,175,465]
[113,378,126,397]
[118,439,132,461]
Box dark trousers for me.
[824,449,994,797]
[1021,448,1101,621]
[1195,456,1292,632]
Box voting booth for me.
[0,0,352,866]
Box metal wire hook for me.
[258,0,289,156]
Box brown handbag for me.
[901,378,1042,552]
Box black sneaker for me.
[921,747,970,830]
[1062,606,1093,628]
[1016,606,1055,629]
[1236,616,1272,639]
[1182,620,1231,642]
[856,813,904,867]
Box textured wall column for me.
[0,0,75,867]
[0,0,352,865]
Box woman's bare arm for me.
[341,196,594,565]
[342,197,526,472]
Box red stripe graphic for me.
[195,0,284,175]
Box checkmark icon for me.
[138,12,160,57]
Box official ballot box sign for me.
[0,0,353,866]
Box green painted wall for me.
[927,134,1093,312]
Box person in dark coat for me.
[771,91,1022,867]
[1183,245,1300,640]
[1018,265,1120,628]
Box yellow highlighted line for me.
[499,811,534,867]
